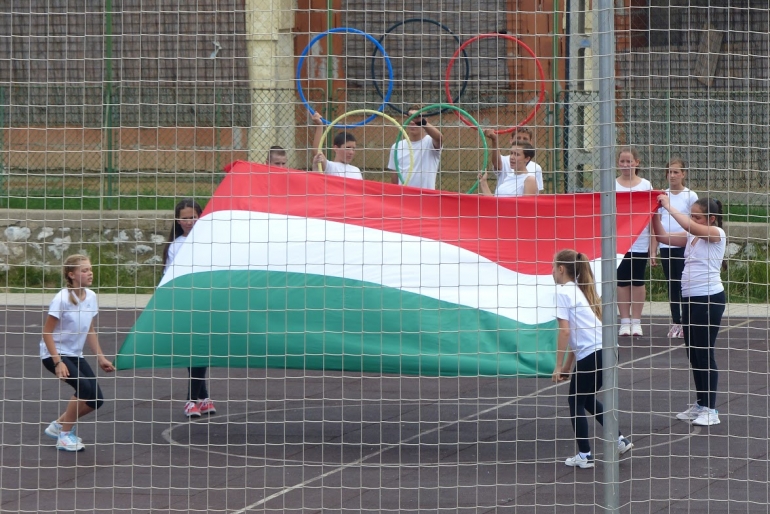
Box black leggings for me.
[682,292,725,410]
[568,350,622,454]
[659,247,686,324]
[188,367,209,401]
[42,356,104,410]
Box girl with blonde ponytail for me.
[552,249,633,468]
[40,254,114,452]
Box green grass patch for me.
[723,203,769,223]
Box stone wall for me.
[0,209,767,275]
[0,210,174,273]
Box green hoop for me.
[395,103,489,193]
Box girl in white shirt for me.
[552,249,633,468]
[163,199,216,419]
[652,197,726,427]
[478,130,538,197]
[41,254,115,452]
[615,147,656,337]
[658,158,698,338]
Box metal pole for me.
[596,0,619,511]
[104,0,114,209]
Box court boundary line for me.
[157,319,748,513]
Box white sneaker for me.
[565,453,594,468]
[618,324,631,336]
[56,431,85,452]
[676,403,706,421]
[631,323,643,336]
[618,437,634,455]
[45,421,82,443]
[692,408,720,426]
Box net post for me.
[597,0,619,510]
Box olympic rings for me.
[396,103,489,194]
[369,18,471,116]
[316,109,415,185]
[296,28,395,127]
[443,34,547,134]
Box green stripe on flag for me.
[115,270,557,377]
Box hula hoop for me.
[316,109,415,185]
[443,34,547,134]
[369,18,470,116]
[296,28,395,127]
[395,103,489,194]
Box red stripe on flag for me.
[206,161,659,275]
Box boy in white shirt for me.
[311,112,363,180]
[388,105,443,189]
[478,130,538,197]
[513,127,544,191]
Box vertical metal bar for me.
[552,0,562,192]
[596,0,619,511]
[104,0,114,209]
[325,0,334,151]
[0,87,5,196]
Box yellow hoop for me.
[316,109,415,185]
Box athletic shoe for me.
[565,453,594,468]
[676,403,706,421]
[198,398,216,415]
[56,431,85,452]
[618,324,631,337]
[618,437,634,455]
[692,408,720,426]
[676,325,685,339]
[631,323,643,336]
[667,324,679,338]
[184,401,202,418]
[45,421,83,443]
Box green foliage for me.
[646,247,769,304]
[1,244,162,294]
[723,203,769,224]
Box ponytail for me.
[554,249,602,319]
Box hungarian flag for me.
[115,161,657,377]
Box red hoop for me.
[443,34,547,134]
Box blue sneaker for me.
[45,421,82,443]
[56,431,85,452]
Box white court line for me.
[163,319,751,514]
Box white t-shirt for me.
[527,160,544,191]
[681,228,726,297]
[494,158,534,197]
[388,135,441,190]
[658,188,698,249]
[39,288,99,359]
[555,281,602,361]
[616,177,653,253]
[164,235,187,274]
[325,161,363,181]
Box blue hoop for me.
[369,18,470,116]
[296,28,395,127]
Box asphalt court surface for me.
[1,305,768,513]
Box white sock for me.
[618,435,625,443]
[579,451,591,459]
[620,318,631,325]
[631,319,641,325]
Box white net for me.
[1,0,769,512]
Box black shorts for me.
[617,251,649,287]
[42,356,104,410]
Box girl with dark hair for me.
[164,199,216,419]
[652,196,726,426]
[552,249,633,468]
[658,158,698,338]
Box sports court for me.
[2,300,768,513]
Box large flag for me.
[115,161,658,376]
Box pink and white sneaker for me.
[184,401,201,418]
[198,398,217,415]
